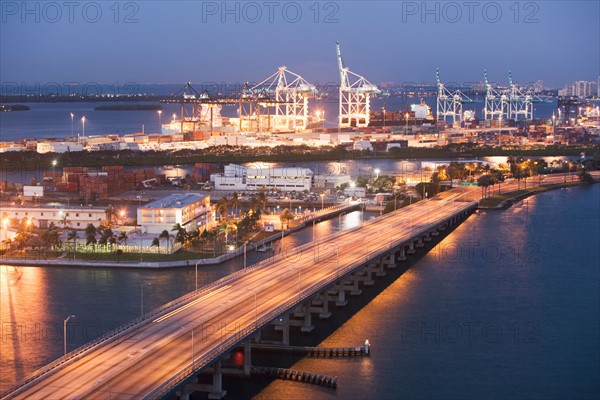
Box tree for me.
[117,231,128,247]
[172,223,189,249]
[477,174,495,198]
[279,208,294,228]
[216,197,229,220]
[84,223,97,238]
[218,222,237,245]
[230,192,240,218]
[151,237,160,252]
[41,225,61,249]
[67,230,77,257]
[159,229,171,252]
[105,205,118,227]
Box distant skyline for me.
[1,1,598,88]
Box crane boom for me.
[336,41,346,88]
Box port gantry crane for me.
[162,82,230,133]
[336,41,380,128]
[483,70,509,123]
[238,67,318,133]
[507,71,543,121]
[435,68,472,126]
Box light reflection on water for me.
[253,185,599,400]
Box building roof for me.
[140,193,207,210]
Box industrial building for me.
[137,193,213,234]
[210,164,313,192]
[1,205,108,229]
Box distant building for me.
[210,164,313,192]
[137,193,213,234]
[1,205,107,229]
[37,142,84,154]
[559,80,597,98]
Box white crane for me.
[336,41,380,128]
[436,68,472,126]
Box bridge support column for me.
[208,360,227,399]
[357,264,374,286]
[341,273,362,295]
[244,341,252,376]
[328,284,347,306]
[310,293,332,318]
[398,246,407,261]
[273,313,291,345]
[383,252,397,269]
[372,259,386,277]
[301,301,314,333]
[416,237,424,248]
[407,242,416,254]
[423,232,432,242]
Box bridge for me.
[2,189,479,399]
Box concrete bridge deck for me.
[2,188,478,400]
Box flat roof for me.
[140,193,208,209]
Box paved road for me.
[0,188,484,400]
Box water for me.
[1,187,598,399]
[253,184,600,400]
[0,96,566,142]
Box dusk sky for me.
[1,1,598,88]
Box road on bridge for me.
[4,188,478,399]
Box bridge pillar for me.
[244,341,252,376]
[301,301,314,333]
[423,232,432,242]
[372,259,386,277]
[416,237,424,248]
[208,360,227,399]
[328,284,347,306]
[341,273,362,295]
[407,242,416,254]
[357,264,374,286]
[398,246,407,261]
[310,293,332,318]
[384,252,397,269]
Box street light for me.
[70,112,74,139]
[405,112,409,132]
[81,116,86,142]
[140,283,152,316]
[157,110,162,133]
[63,315,76,355]
[246,287,258,328]
[320,193,324,210]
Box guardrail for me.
[3,198,477,399]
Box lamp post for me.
[405,112,409,133]
[63,315,76,355]
[140,283,151,316]
[195,262,200,290]
[243,241,248,269]
[70,112,74,139]
[157,110,162,133]
[81,116,86,143]
[246,288,258,328]
[320,193,324,210]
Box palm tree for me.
[216,197,229,220]
[230,192,240,219]
[172,223,189,249]
[58,214,70,229]
[105,205,118,227]
[218,222,237,245]
[67,230,77,258]
[117,231,128,247]
[151,237,160,252]
[159,229,171,253]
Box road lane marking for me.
[153,285,231,323]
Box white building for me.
[36,142,84,154]
[1,206,108,229]
[211,164,313,192]
[137,193,213,234]
[313,174,352,189]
